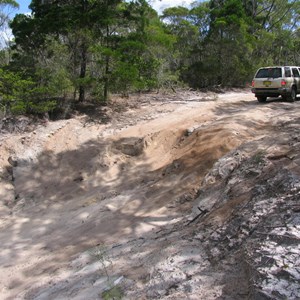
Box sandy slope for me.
[1,90,299,299]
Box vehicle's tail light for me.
[281,80,287,86]
[252,80,255,87]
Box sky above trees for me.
[15,0,197,15]
[150,0,196,13]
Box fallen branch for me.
[186,207,208,225]
[255,231,300,240]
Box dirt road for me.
[1,90,300,299]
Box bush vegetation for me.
[0,0,299,118]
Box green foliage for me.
[251,150,266,165]
[0,68,31,115]
[162,6,190,26]
[102,286,123,300]
[0,66,70,116]
[0,68,50,115]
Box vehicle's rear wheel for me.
[288,87,296,102]
[257,96,267,103]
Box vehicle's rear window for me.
[255,68,282,78]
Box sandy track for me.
[1,90,299,299]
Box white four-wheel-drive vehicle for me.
[251,66,300,102]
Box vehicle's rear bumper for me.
[251,87,292,97]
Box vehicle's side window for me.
[285,67,292,77]
[272,68,281,78]
[292,68,300,77]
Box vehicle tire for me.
[257,96,267,103]
[288,87,296,102]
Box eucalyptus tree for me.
[169,0,299,88]
[103,0,173,95]
[204,0,254,86]
[249,0,300,66]
[166,0,255,88]
[161,6,198,77]
[0,0,18,29]
[0,0,18,55]
[27,0,123,102]
[9,0,173,111]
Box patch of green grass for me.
[102,285,123,300]
[251,150,266,165]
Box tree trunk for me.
[103,55,109,103]
[79,42,87,102]
[103,23,110,103]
